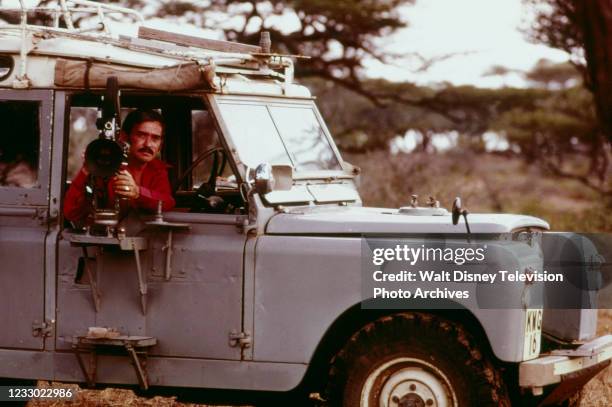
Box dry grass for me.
[346,150,611,232]
[29,386,182,407]
[27,385,243,407]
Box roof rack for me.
[1,0,143,87]
[3,0,143,33]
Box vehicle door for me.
[146,101,248,360]
[206,94,348,363]
[0,90,53,350]
[55,94,246,361]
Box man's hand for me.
[113,170,140,199]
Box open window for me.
[172,108,242,213]
[0,100,39,188]
[0,89,52,206]
[65,93,244,219]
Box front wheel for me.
[327,313,510,407]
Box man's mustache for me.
[138,147,155,155]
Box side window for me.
[190,110,233,189]
[0,101,39,188]
[66,95,242,213]
[172,107,243,214]
[67,107,98,180]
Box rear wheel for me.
[327,313,510,407]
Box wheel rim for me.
[360,357,458,407]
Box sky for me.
[364,0,569,87]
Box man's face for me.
[128,120,163,164]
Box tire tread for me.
[326,312,510,407]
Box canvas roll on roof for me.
[54,58,217,91]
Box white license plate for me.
[524,308,543,360]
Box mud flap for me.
[538,360,610,406]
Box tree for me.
[523,1,611,195]
[309,78,446,151]
[312,61,610,196]
[524,0,612,141]
[524,58,581,88]
[492,86,610,195]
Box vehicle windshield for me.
[215,99,341,172]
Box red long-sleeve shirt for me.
[64,158,175,222]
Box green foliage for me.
[524,0,612,141]
[312,69,609,196]
[311,77,556,151]
[307,78,443,151]
[491,86,610,196]
[492,86,596,159]
[525,58,581,87]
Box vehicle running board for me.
[72,335,157,390]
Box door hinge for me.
[229,330,251,348]
[235,215,254,235]
[35,208,58,225]
[32,319,54,338]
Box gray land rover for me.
[0,2,610,406]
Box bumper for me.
[519,334,612,390]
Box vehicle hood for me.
[265,206,549,235]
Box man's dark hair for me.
[122,109,165,136]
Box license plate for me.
[524,308,543,360]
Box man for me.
[64,109,175,223]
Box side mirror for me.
[452,197,462,225]
[452,196,472,241]
[250,163,293,195]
